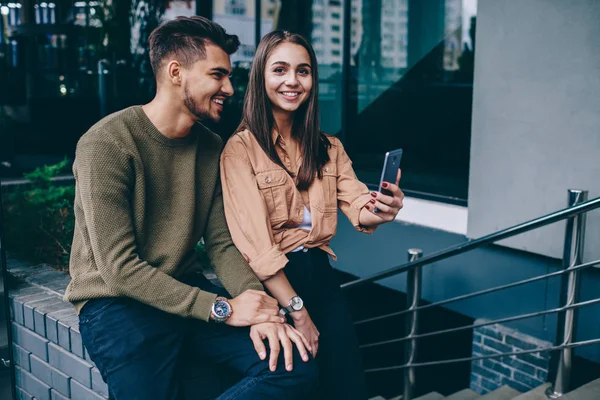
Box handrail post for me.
[547,189,588,399]
[404,249,423,400]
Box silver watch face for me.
[290,296,304,311]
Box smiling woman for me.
[220,29,405,400]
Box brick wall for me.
[470,319,552,395]
[8,261,108,400]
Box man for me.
[64,16,317,400]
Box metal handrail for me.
[348,190,597,399]
[365,337,600,372]
[354,259,600,326]
[360,295,600,349]
[341,195,600,290]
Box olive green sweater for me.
[64,106,263,321]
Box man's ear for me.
[167,60,183,86]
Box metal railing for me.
[342,189,600,399]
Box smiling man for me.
[64,16,317,400]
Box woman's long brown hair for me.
[237,30,331,190]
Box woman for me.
[220,30,404,399]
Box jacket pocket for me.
[313,161,338,213]
[256,169,290,224]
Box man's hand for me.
[360,169,404,227]
[291,309,320,358]
[226,290,285,327]
[250,323,311,372]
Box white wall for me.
[467,0,600,261]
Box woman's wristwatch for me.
[280,295,304,316]
[211,297,233,323]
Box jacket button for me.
[265,177,271,183]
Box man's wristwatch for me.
[280,295,304,316]
[211,297,233,323]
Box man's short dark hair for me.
[149,16,240,77]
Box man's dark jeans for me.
[78,276,318,400]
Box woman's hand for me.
[291,308,320,358]
[359,169,404,227]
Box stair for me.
[368,377,600,400]
[478,386,520,400]
[445,389,479,400]
[560,377,600,399]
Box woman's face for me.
[264,42,313,116]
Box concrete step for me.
[560,377,600,400]
[512,383,551,400]
[445,388,480,400]
[478,385,521,400]
[414,392,445,400]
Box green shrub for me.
[3,159,211,272]
[3,159,75,270]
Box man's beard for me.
[183,83,217,122]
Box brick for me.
[51,368,71,397]
[472,363,502,384]
[51,389,69,400]
[513,370,545,389]
[501,355,536,376]
[92,368,109,398]
[30,354,52,387]
[482,358,513,378]
[71,378,107,400]
[29,354,71,397]
[16,386,34,400]
[70,325,85,358]
[12,298,25,325]
[505,334,545,351]
[480,375,501,392]
[472,332,484,344]
[13,344,31,371]
[24,297,63,331]
[48,343,92,388]
[518,352,550,369]
[58,315,79,351]
[12,323,49,361]
[483,337,513,354]
[470,383,489,395]
[476,324,504,342]
[9,297,15,320]
[14,366,51,400]
[472,342,487,355]
[536,368,548,381]
[503,376,532,393]
[34,300,71,338]
[46,309,77,344]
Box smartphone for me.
[378,149,403,196]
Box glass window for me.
[347,0,478,201]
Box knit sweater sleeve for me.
[74,137,218,321]
[204,180,264,297]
